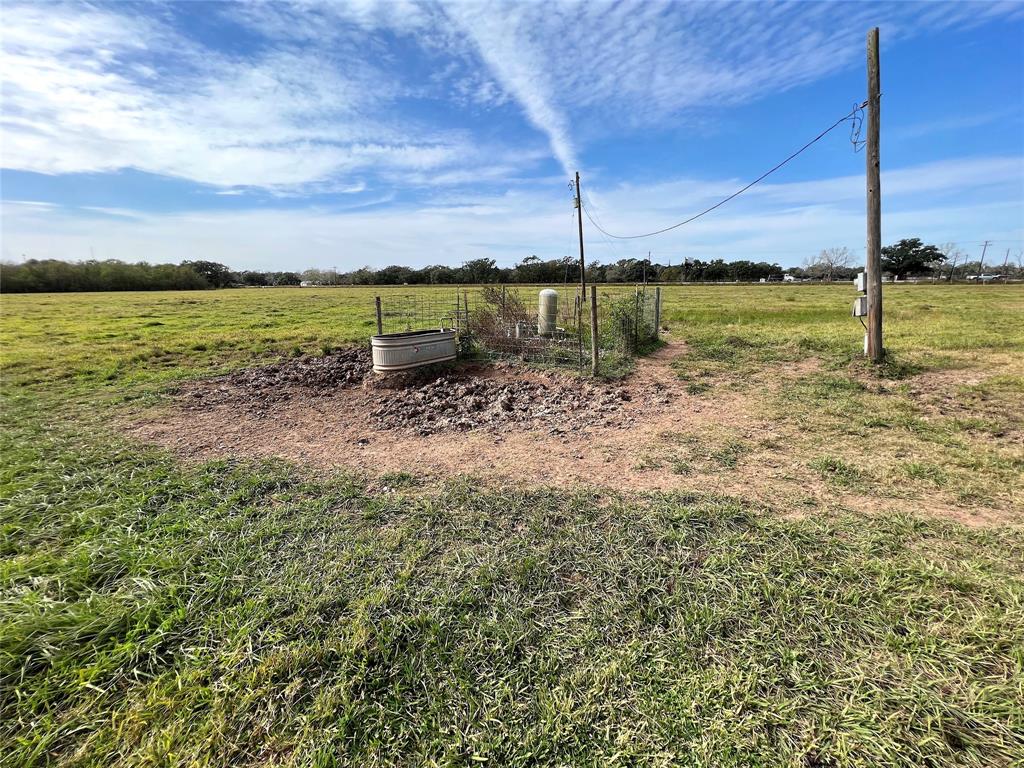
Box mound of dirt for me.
[174,348,646,435]
[182,348,372,407]
[369,374,633,435]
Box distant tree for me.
[182,260,232,288]
[274,272,301,286]
[1,259,209,292]
[804,247,855,281]
[881,238,945,280]
[461,258,499,284]
[376,265,414,285]
[238,270,268,286]
[681,258,705,282]
[728,260,782,282]
[937,242,968,281]
[604,258,646,283]
[703,259,731,282]
[424,265,457,284]
[349,267,377,285]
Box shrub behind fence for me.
[374,285,660,374]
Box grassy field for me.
[2,284,1023,766]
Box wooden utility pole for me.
[575,171,587,300]
[1001,249,1010,280]
[977,240,991,278]
[865,27,883,362]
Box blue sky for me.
[2,0,1022,271]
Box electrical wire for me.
[581,187,629,264]
[581,100,870,241]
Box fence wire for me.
[374,285,660,373]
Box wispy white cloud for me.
[891,109,1022,140]
[5,0,1020,191]
[435,0,1024,172]
[78,206,146,218]
[0,1,528,190]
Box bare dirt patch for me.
[182,347,372,410]
[128,340,1020,526]
[178,348,645,436]
[132,340,749,488]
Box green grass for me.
[3,413,1023,766]
[3,283,1021,396]
[809,456,864,488]
[3,283,1024,766]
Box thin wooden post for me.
[576,289,584,371]
[865,27,883,362]
[374,296,383,335]
[634,287,640,349]
[654,286,661,337]
[589,285,599,376]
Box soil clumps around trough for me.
[369,373,633,435]
[184,348,372,408]
[177,348,644,435]
[132,341,1019,526]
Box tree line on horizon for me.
[2,240,1018,293]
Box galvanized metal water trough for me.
[371,329,457,372]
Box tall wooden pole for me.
[977,240,991,278]
[575,171,587,300]
[865,27,883,362]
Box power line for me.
[581,100,869,241]
[580,187,629,263]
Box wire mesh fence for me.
[373,284,661,374]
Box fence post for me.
[654,286,661,338]
[590,285,599,376]
[634,287,640,349]
[374,296,383,335]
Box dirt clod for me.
[181,348,373,407]
[174,348,633,435]
[368,374,630,435]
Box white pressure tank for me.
[538,289,558,336]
